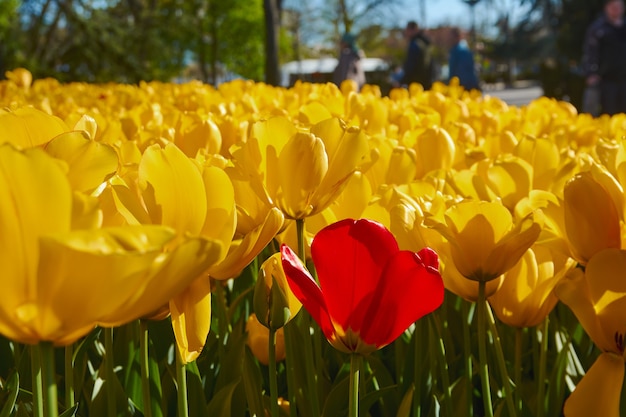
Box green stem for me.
[283,321,298,417]
[413,319,423,417]
[430,313,453,417]
[104,327,116,417]
[514,327,523,413]
[296,218,306,264]
[486,305,517,417]
[64,344,74,409]
[140,321,153,417]
[477,281,493,417]
[268,328,279,417]
[40,342,58,417]
[296,218,321,417]
[348,354,362,417]
[462,300,474,417]
[175,349,189,417]
[31,345,44,417]
[536,318,549,417]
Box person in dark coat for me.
[400,21,434,90]
[582,0,626,115]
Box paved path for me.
[482,82,544,107]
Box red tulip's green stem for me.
[536,318,549,417]
[64,344,74,409]
[462,300,474,417]
[140,320,153,417]
[477,281,494,417]
[31,344,44,417]
[430,314,453,417]
[486,304,517,417]
[40,341,58,417]
[515,327,523,413]
[348,354,362,417]
[104,327,116,417]
[268,328,279,417]
[296,218,321,417]
[175,348,189,417]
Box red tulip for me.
[281,218,444,354]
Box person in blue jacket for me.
[447,27,480,91]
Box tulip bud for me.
[253,253,302,330]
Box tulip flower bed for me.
[1,67,625,417]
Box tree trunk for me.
[263,0,280,86]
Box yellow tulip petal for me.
[386,147,417,185]
[199,165,236,252]
[564,172,621,265]
[563,352,624,417]
[585,248,626,353]
[45,131,118,192]
[486,156,533,210]
[99,236,223,327]
[311,125,369,214]
[170,277,212,363]
[278,132,328,218]
[0,107,69,148]
[0,146,71,318]
[210,208,284,280]
[140,143,206,235]
[555,267,611,352]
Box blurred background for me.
[0,0,608,110]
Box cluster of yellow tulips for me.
[1,67,625,417]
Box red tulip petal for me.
[281,244,335,341]
[311,218,399,335]
[360,247,444,347]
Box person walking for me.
[582,0,626,115]
[400,21,434,90]
[447,27,480,91]
[332,32,366,89]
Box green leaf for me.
[242,348,265,417]
[0,372,18,417]
[205,379,241,417]
[59,403,79,417]
[321,373,349,417]
[186,361,208,417]
[395,384,414,417]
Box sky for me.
[401,0,524,31]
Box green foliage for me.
[2,0,266,83]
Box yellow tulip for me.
[101,143,236,361]
[391,201,502,300]
[173,112,222,158]
[563,172,621,265]
[556,249,626,417]
[488,245,575,328]
[230,116,369,219]
[0,144,220,345]
[514,135,560,191]
[428,200,541,282]
[481,155,533,211]
[5,68,33,89]
[411,127,456,179]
